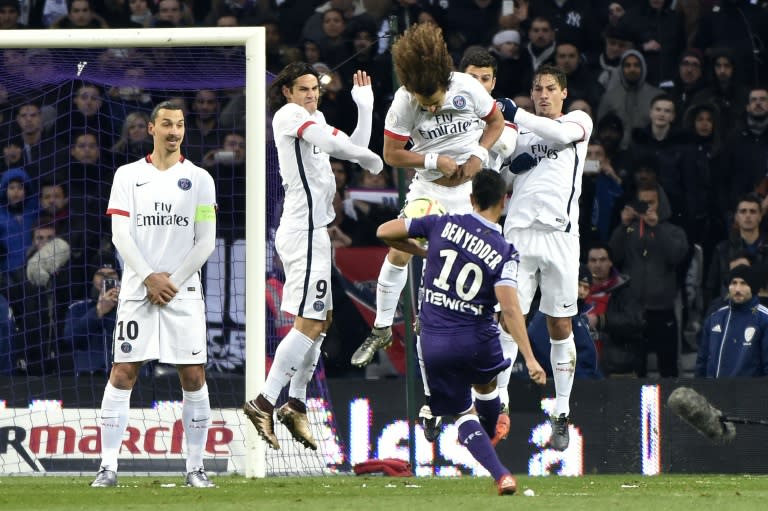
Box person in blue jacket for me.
[62,263,120,375]
[696,264,768,378]
[523,265,603,379]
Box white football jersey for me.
[272,102,337,230]
[107,156,216,299]
[384,71,496,181]
[504,110,593,235]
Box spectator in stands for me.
[579,139,623,256]
[706,194,768,308]
[333,169,398,247]
[50,0,108,28]
[610,183,688,377]
[203,0,273,26]
[62,262,120,375]
[11,100,60,184]
[313,8,353,70]
[66,131,111,204]
[1,139,22,172]
[0,168,38,291]
[107,65,155,117]
[110,111,152,167]
[679,102,723,263]
[696,264,768,378]
[301,0,374,50]
[589,23,636,90]
[489,29,532,99]
[184,89,221,164]
[22,216,71,374]
[692,0,768,85]
[38,180,103,294]
[56,81,119,148]
[312,62,357,137]
[720,86,768,218]
[594,112,632,179]
[659,49,708,128]
[151,0,192,27]
[598,50,663,150]
[525,266,602,379]
[554,40,603,114]
[525,16,556,72]
[627,0,686,88]
[628,93,687,226]
[704,249,754,316]
[691,48,749,136]
[101,0,151,27]
[203,132,245,240]
[528,0,601,57]
[585,241,646,377]
[0,0,24,29]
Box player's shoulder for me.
[273,102,311,127]
[562,109,593,129]
[114,157,150,180]
[180,158,215,184]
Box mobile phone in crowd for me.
[102,278,119,293]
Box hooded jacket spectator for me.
[598,50,663,149]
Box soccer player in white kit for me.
[91,101,217,488]
[349,23,505,369]
[244,62,382,450]
[498,64,593,451]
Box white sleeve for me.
[169,173,216,287]
[514,109,591,145]
[349,82,374,147]
[169,220,216,288]
[302,124,383,173]
[111,214,154,282]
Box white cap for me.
[493,30,520,46]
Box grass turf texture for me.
[1,474,766,511]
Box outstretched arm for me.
[514,109,587,145]
[302,123,383,173]
[349,70,374,147]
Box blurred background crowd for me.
[1,0,768,381]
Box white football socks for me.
[374,258,408,327]
[99,382,132,472]
[289,333,325,403]
[182,383,211,473]
[262,328,314,404]
[496,326,519,408]
[550,334,576,417]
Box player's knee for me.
[473,380,496,395]
[387,248,411,267]
[178,364,206,390]
[109,362,140,389]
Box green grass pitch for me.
[1,474,766,511]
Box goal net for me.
[0,29,344,478]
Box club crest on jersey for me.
[178,178,192,190]
[313,300,324,312]
[452,95,467,109]
[120,342,132,353]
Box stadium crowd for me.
[1,0,768,379]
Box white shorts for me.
[276,224,332,321]
[405,177,473,214]
[506,227,579,317]
[113,296,208,365]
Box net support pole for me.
[0,27,267,478]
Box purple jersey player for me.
[377,169,546,496]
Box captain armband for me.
[195,204,217,222]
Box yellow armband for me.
[195,204,216,222]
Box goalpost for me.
[0,28,268,478]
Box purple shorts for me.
[418,323,510,416]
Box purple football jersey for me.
[407,212,520,330]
